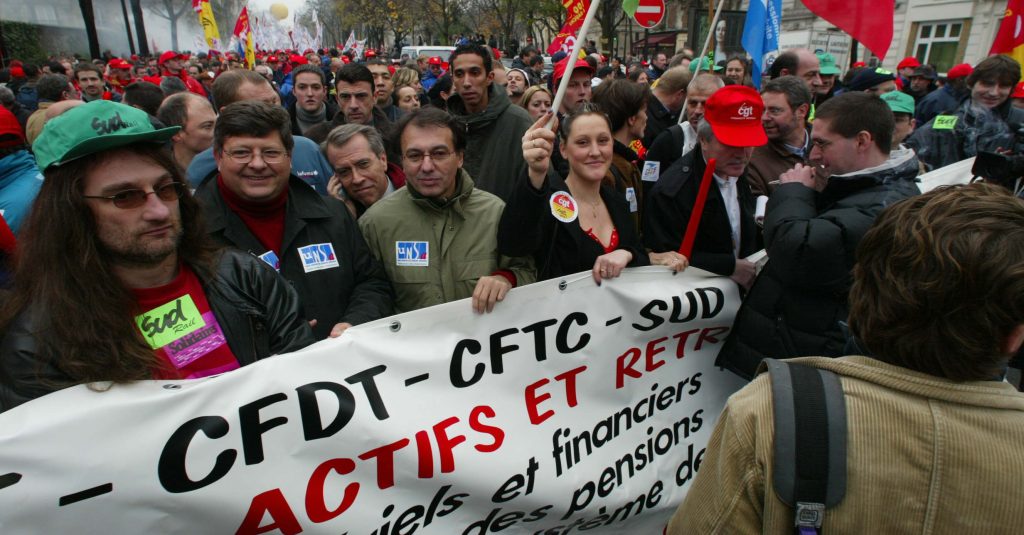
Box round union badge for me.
[549,191,578,223]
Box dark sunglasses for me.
[83,182,188,209]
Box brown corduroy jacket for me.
[668,355,1024,534]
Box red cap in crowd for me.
[852,61,866,68]
[703,86,767,147]
[9,67,25,78]
[897,57,921,70]
[289,54,308,65]
[427,56,443,66]
[0,107,25,148]
[946,63,973,80]
[158,50,189,65]
[268,55,279,63]
[365,50,377,58]
[108,58,132,70]
[552,57,595,83]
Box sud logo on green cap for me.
[33,100,180,171]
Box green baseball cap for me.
[881,90,915,115]
[33,100,179,171]
[816,52,841,75]
[689,57,723,73]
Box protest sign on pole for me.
[0,268,745,534]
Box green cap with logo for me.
[881,90,915,115]
[689,56,723,73]
[33,100,180,171]
[816,52,841,75]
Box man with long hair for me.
[0,101,315,413]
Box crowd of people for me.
[0,38,1022,531]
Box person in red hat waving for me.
[158,50,207,97]
[644,85,766,290]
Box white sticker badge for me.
[297,243,340,273]
[641,160,660,182]
[396,241,429,267]
[549,191,578,223]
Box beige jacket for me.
[668,356,1024,534]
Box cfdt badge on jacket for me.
[298,243,340,273]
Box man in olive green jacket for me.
[359,107,535,314]
[670,184,1024,534]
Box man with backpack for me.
[668,183,1024,533]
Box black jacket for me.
[716,149,921,379]
[196,176,394,339]
[643,93,679,149]
[0,249,316,413]
[643,145,760,276]
[498,171,648,281]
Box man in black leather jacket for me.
[717,93,920,379]
[0,101,315,413]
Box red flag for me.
[548,0,590,55]
[799,0,894,60]
[990,0,1024,65]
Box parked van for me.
[400,46,457,62]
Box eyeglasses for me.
[224,148,288,164]
[404,148,454,164]
[83,182,188,209]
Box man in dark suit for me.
[644,86,765,289]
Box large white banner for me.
[0,268,745,534]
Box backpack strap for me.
[765,359,848,535]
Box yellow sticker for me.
[135,295,206,349]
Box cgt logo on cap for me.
[736,103,754,119]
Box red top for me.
[584,227,619,254]
[132,264,239,379]
[218,175,288,259]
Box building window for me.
[913,20,964,72]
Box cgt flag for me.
[800,0,893,60]
[741,0,781,88]
[193,0,222,51]
[548,0,590,55]
[232,7,255,69]
[990,0,1024,66]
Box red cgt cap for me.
[946,63,973,80]
[428,56,443,66]
[552,57,594,83]
[704,86,767,147]
[289,54,308,65]
[0,106,25,148]
[897,57,921,70]
[108,58,132,70]
[158,50,189,65]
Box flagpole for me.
[677,0,728,125]
[548,0,601,128]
